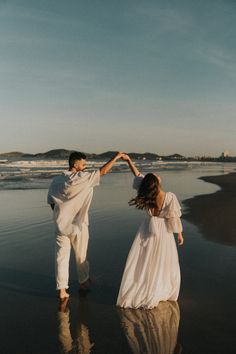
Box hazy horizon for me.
[1,0,236,156]
[0,147,231,158]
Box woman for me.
[117,155,184,309]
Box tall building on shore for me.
[221,151,230,158]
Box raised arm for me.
[100,152,124,176]
[122,154,140,177]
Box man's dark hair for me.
[69,151,87,168]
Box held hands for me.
[178,233,184,246]
[100,152,131,176]
[120,153,130,161]
[114,152,140,177]
[115,152,130,161]
[115,152,125,160]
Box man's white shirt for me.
[47,170,100,236]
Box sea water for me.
[0,161,235,354]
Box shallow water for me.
[0,164,236,354]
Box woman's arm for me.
[122,154,140,177]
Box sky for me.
[0,0,236,156]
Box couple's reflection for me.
[58,299,181,354]
[58,297,94,354]
[118,301,182,354]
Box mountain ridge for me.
[1,149,233,161]
[0,149,185,160]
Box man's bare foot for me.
[58,288,70,301]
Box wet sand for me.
[0,171,236,353]
[183,172,236,246]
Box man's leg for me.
[71,224,90,287]
[55,234,71,299]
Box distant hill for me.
[0,151,26,157]
[165,153,186,160]
[35,149,97,159]
[0,149,86,159]
[95,151,121,159]
[34,149,74,159]
[1,149,236,162]
[0,149,186,161]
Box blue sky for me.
[0,0,236,156]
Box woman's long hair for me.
[129,173,160,210]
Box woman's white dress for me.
[117,176,182,309]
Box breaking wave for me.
[0,158,222,190]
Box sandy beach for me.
[183,172,236,246]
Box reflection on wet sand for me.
[57,298,94,354]
[118,301,182,354]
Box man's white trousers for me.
[55,224,89,290]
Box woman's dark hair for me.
[129,173,160,210]
[69,151,87,168]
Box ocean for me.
[0,159,235,354]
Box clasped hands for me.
[115,152,131,162]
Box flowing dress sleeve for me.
[165,193,183,233]
[132,174,144,190]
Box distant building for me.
[221,151,230,158]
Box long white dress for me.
[117,176,182,309]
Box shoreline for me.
[183,172,236,246]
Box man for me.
[48,151,125,300]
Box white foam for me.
[0,158,224,190]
